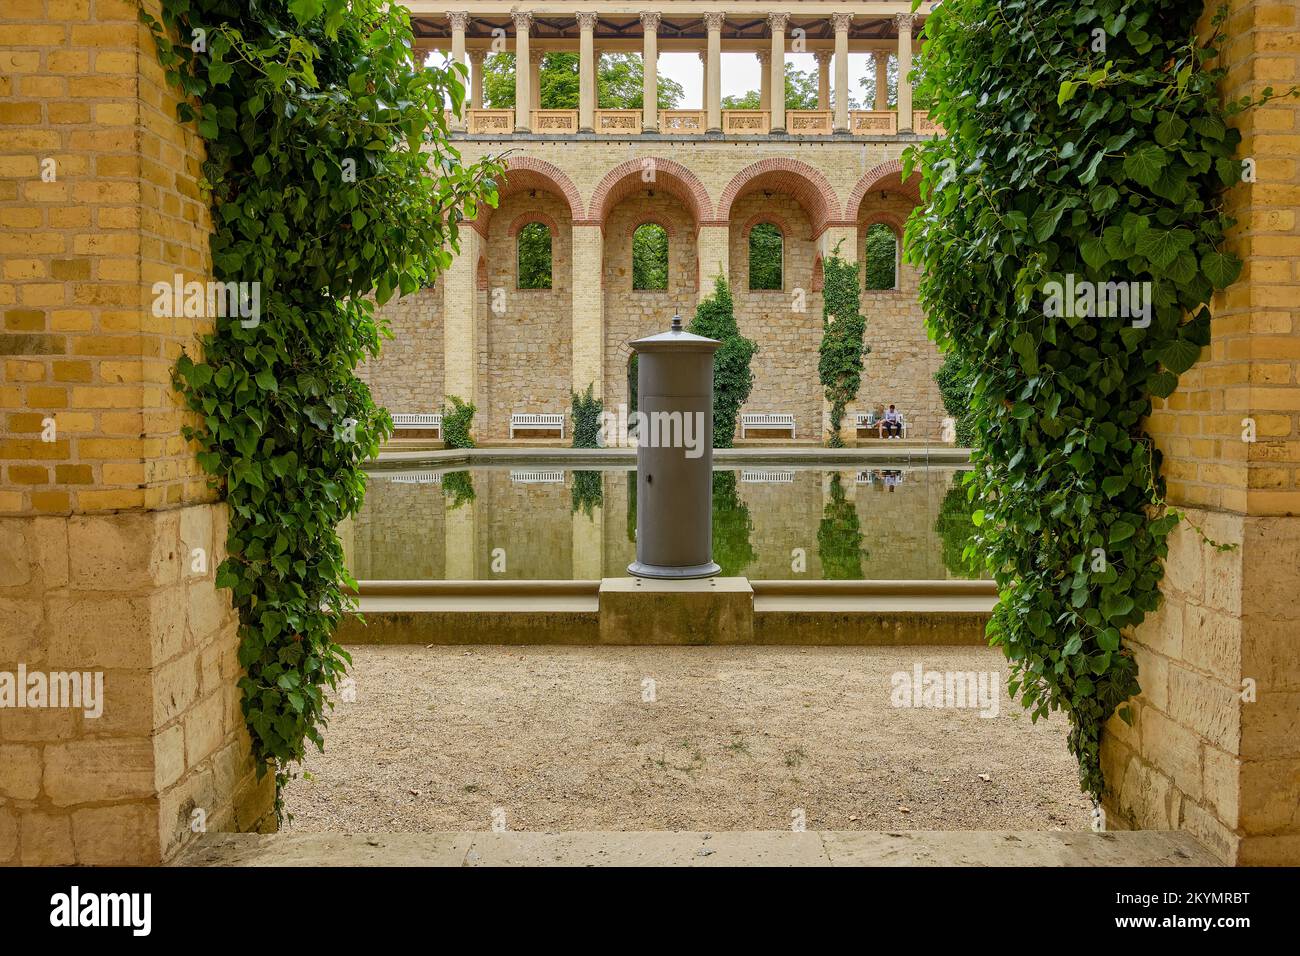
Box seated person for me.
[882,404,903,438]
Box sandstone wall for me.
[358,280,445,416]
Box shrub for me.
[688,276,757,448]
[441,395,476,449]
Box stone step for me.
[178,829,1219,867]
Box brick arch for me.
[476,255,487,291]
[587,158,713,228]
[716,158,840,239]
[509,211,560,238]
[741,212,797,242]
[470,156,584,235]
[811,254,824,292]
[859,212,907,237]
[848,159,923,218]
[627,216,676,241]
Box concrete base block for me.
[598,576,753,645]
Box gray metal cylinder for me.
[627,315,721,579]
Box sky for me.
[660,51,882,105]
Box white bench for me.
[510,412,564,439]
[740,412,795,438]
[391,412,442,436]
[855,411,908,438]
[741,469,796,484]
[386,472,442,484]
[509,469,566,484]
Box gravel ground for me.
[284,645,1093,833]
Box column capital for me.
[699,50,707,64]
[756,49,769,65]
[639,11,661,31]
[467,48,485,64]
[813,50,833,66]
[512,11,532,31]
[831,12,854,33]
[703,12,726,32]
[767,12,789,32]
[894,13,916,33]
[529,50,542,66]
[446,11,470,31]
[576,11,598,30]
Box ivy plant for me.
[571,384,603,449]
[904,0,1269,800]
[688,276,757,448]
[442,395,476,449]
[143,0,500,806]
[818,248,868,447]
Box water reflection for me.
[344,465,982,581]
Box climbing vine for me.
[442,395,476,449]
[570,384,603,449]
[688,276,757,448]
[818,248,868,447]
[143,0,500,804]
[905,0,1275,800]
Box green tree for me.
[632,223,668,290]
[747,223,783,290]
[864,223,897,290]
[817,249,868,447]
[722,63,818,111]
[934,351,976,447]
[817,473,866,579]
[516,221,551,289]
[484,52,683,109]
[688,276,757,448]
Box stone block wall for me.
[1100,0,1300,865]
[0,0,273,863]
[357,280,445,416]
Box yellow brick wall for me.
[1,0,213,516]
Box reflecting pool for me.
[341,464,984,581]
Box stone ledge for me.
[177,829,1219,867]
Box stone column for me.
[768,13,788,133]
[705,12,725,133]
[757,50,771,110]
[468,49,484,109]
[896,13,914,132]
[874,52,889,110]
[530,51,542,111]
[641,12,661,132]
[447,11,469,130]
[571,224,604,400]
[578,11,598,132]
[815,50,831,110]
[696,225,730,293]
[443,229,479,403]
[512,11,532,132]
[833,13,852,132]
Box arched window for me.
[632,223,669,291]
[748,222,783,291]
[517,221,552,289]
[864,223,898,290]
